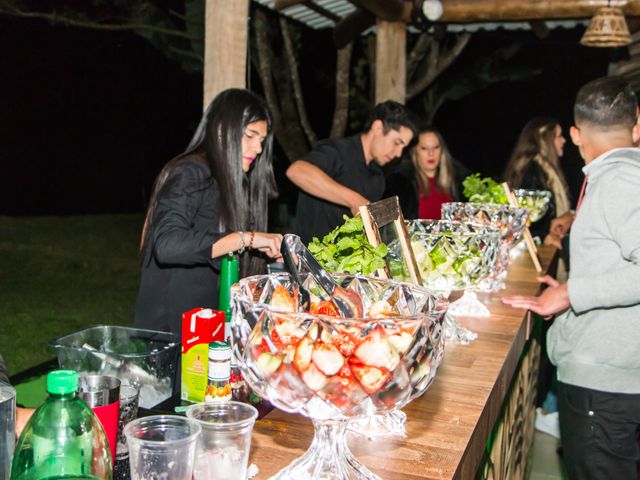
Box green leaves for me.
[462,173,508,204]
[307,216,387,276]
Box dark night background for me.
[0,12,623,216]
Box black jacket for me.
[133,157,227,336]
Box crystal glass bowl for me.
[441,203,529,291]
[231,273,447,479]
[404,220,500,294]
[513,189,552,223]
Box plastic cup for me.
[0,382,16,480]
[116,384,140,460]
[78,374,121,462]
[186,401,258,480]
[124,415,201,480]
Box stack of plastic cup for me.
[186,401,258,480]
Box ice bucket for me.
[49,325,179,409]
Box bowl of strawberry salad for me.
[230,273,447,480]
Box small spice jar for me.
[205,341,232,402]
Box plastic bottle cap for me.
[47,370,78,395]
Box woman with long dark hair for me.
[134,89,282,335]
[503,117,572,246]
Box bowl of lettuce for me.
[388,220,500,294]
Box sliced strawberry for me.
[311,343,344,376]
[337,363,353,378]
[270,285,297,312]
[354,327,399,370]
[274,319,305,345]
[269,329,284,350]
[367,300,395,318]
[306,322,319,341]
[312,300,340,317]
[320,326,334,345]
[333,331,358,357]
[388,331,413,355]
[319,374,368,412]
[293,336,313,372]
[301,362,328,391]
[349,360,390,394]
[335,363,354,386]
[256,352,282,376]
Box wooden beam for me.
[350,0,412,22]
[279,0,640,25]
[334,8,375,49]
[203,0,250,109]
[275,0,305,9]
[529,20,550,39]
[410,0,640,24]
[302,1,341,22]
[375,19,406,104]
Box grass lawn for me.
[0,214,143,375]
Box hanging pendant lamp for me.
[581,2,632,47]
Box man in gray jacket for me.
[503,76,640,479]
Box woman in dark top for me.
[386,127,466,219]
[503,117,572,247]
[134,89,283,336]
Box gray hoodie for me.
[547,147,640,394]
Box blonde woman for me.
[503,117,573,247]
[386,127,465,219]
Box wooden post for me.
[203,0,250,110]
[375,19,406,104]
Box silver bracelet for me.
[238,231,246,254]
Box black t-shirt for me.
[293,134,385,244]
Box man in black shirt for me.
[287,101,417,244]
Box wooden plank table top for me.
[248,246,558,479]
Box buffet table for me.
[248,246,558,479]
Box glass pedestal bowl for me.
[408,220,500,322]
[387,220,500,344]
[513,189,551,223]
[441,203,529,292]
[231,274,447,480]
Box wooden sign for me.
[359,196,423,285]
[501,182,543,273]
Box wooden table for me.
[249,246,558,479]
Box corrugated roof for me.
[253,0,588,32]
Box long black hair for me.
[141,88,277,277]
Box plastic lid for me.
[47,370,78,395]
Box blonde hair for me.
[503,117,570,215]
[411,128,457,198]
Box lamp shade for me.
[581,7,632,47]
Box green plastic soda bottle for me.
[218,253,239,342]
[10,370,112,480]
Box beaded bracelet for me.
[248,231,255,250]
[238,231,246,254]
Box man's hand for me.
[349,193,370,216]
[501,275,570,318]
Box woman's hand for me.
[550,212,575,237]
[251,232,284,261]
[543,233,563,250]
[16,407,34,438]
